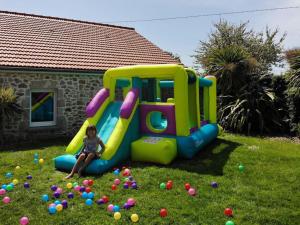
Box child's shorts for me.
[75,151,99,160]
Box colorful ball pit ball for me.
[239,164,245,172]
[79,186,85,192]
[127,198,135,206]
[160,208,168,217]
[19,216,29,225]
[83,180,89,186]
[1,184,7,190]
[85,199,93,206]
[188,188,196,196]
[16,166,21,170]
[74,185,81,192]
[96,199,104,205]
[184,183,191,190]
[211,182,218,188]
[123,202,131,210]
[87,192,94,199]
[53,192,60,198]
[107,204,114,212]
[131,214,139,223]
[131,182,138,189]
[24,183,30,189]
[51,185,57,191]
[226,221,235,225]
[5,172,13,178]
[123,183,129,189]
[67,192,74,199]
[82,192,88,199]
[13,179,19,185]
[3,196,11,204]
[42,194,49,202]
[39,159,44,164]
[61,200,68,209]
[85,187,91,193]
[0,189,6,195]
[48,206,56,214]
[88,180,94,186]
[224,208,233,217]
[113,205,120,212]
[56,204,63,212]
[111,184,117,190]
[66,183,73,189]
[56,188,63,194]
[6,184,13,191]
[114,212,121,220]
[160,183,166,189]
[166,182,172,190]
[102,195,109,203]
[113,169,120,175]
[54,200,61,205]
[114,179,121,185]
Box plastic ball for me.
[33,159,38,164]
[5,172,13,178]
[82,192,88,199]
[42,194,49,202]
[67,192,74,199]
[19,216,29,225]
[87,192,94,199]
[48,203,56,208]
[160,183,166,189]
[74,185,81,192]
[53,192,60,198]
[111,184,117,190]
[224,208,233,217]
[51,185,57,191]
[56,204,63,212]
[3,196,11,204]
[0,189,6,195]
[79,186,85,192]
[123,202,131,210]
[85,199,93,206]
[124,168,131,175]
[131,182,138,189]
[6,184,13,191]
[61,200,68,209]
[96,199,104,205]
[24,182,30,189]
[127,198,135,206]
[239,164,245,172]
[88,180,94,186]
[113,205,120,212]
[54,200,61,205]
[102,195,109,203]
[83,180,89,186]
[123,183,129,189]
[128,176,134,181]
[184,183,191,190]
[2,184,7,190]
[131,214,139,222]
[13,179,19,185]
[107,204,114,212]
[167,180,173,185]
[114,212,121,220]
[16,166,21,170]
[56,188,63,194]
[160,208,168,217]
[39,159,44,164]
[85,187,91,193]
[34,153,39,159]
[113,169,120,175]
[225,221,235,225]
[48,206,56,214]
[188,188,196,196]
[66,183,73,189]
[72,182,78,187]
[166,182,172,190]
[211,182,218,188]
[114,179,121,185]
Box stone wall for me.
[0,71,103,144]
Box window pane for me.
[31,92,54,122]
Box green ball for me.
[160,183,166,189]
[6,184,13,191]
[226,221,235,225]
[238,164,245,172]
[73,182,78,187]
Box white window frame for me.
[29,89,57,127]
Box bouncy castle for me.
[55,64,219,174]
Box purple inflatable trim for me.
[120,88,139,119]
[85,88,109,117]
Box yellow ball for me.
[131,214,139,223]
[15,166,21,170]
[114,212,121,220]
[56,204,63,212]
[12,179,19,185]
[39,159,44,164]
[66,183,73,189]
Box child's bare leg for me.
[78,153,95,177]
[65,154,85,179]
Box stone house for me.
[0,11,179,144]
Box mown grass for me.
[0,134,299,225]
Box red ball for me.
[88,180,94,186]
[224,208,233,217]
[85,187,91,193]
[111,184,117,190]
[160,208,168,217]
[167,180,173,185]
[184,183,191,191]
[166,182,172,190]
[102,195,109,203]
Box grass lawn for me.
[0,133,299,225]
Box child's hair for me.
[86,125,97,138]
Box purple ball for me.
[24,182,30,188]
[27,175,32,180]
[96,199,104,205]
[67,192,74,199]
[211,182,218,188]
[123,202,131,210]
[79,186,85,192]
[61,200,68,209]
[128,176,134,181]
[51,185,58,191]
[131,182,137,189]
[123,183,129,189]
[53,191,60,198]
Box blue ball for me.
[82,192,88,199]
[42,194,49,202]
[1,184,7,190]
[87,192,94,199]
[34,158,39,164]
[5,172,12,178]
[113,205,120,212]
[54,200,61,205]
[85,199,93,206]
[34,153,39,159]
[48,206,56,214]
[113,169,120,175]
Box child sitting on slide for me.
[65,125,105,179]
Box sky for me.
[1,0,300,73]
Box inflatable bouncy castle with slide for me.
[55,64,220,174]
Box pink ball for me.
[114,179,121,185]
[107,204,114,212]
[56,188,63,194]
[19,216,29,225]
[127,198,136,206]
[0,189,6,195]
[188,188,196,196]
[74,185,80,191]
[83,180,89,186]
[48,203,56,208]
[3,196,11,204]
[124,169,131,175]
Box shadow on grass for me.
[126,137,241,176]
